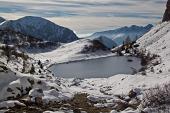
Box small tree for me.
[22,61,26,73]
[124,36,132,45]
[38,60,41,66]
[38,60,43,69]
[30,64,35,74]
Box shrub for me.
[141,82,170,108]
[29,64,35,74]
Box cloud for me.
[0,0,167,35]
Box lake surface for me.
[49,56,142,78]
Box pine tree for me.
[22,61,26,73]
[38,60,43,69]
[38,60,41,66]
[30,64,35,74]
[124,36,131,45]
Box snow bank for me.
[0,100,25,109]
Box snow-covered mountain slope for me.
[0,17,5,23]
[137,22,170,73]
[0,21,170,113]
[87,24,153,45]
[30,39,114,64]
[73,21,170,96]
[57,21,170,106]
[0,16,78,43]
[0,44,72,103]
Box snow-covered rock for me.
[110,110,118,113]
[0,76,33,100]
[29,88,44,97]
[43,89,72,103]
[0,64,19,90]
[0,16,78,43]
[0,100,25,109]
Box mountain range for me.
[0,16,78,43]
[87,24,153,45]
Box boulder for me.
[128,90,137,98]
[128,98,141,109]
[114,100,128,111]
[0,100,25,109]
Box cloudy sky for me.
[0,0,167,36]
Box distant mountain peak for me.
[87,24,153,45]
[0,16,78,43]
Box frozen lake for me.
[49,56,142,78]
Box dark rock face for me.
[162,0,170,22]
[0,17,5,23]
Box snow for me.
[30,39,114,64]
[60,73,170,98]
[43,89,73,103]
[43,111,74,113]
[43,111,65,113]
[0,20,170,113]
[0,100,25,109]
[137,22,170,73]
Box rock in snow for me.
[162,0,170,22]
[0,16,78,43]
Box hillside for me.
[30,39,114,64]
[137,22,170,74]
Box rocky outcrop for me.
[0,17,5,23]
[162,0,170,22]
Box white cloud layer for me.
[0,0,167,35]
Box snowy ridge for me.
[31,39,114,64]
